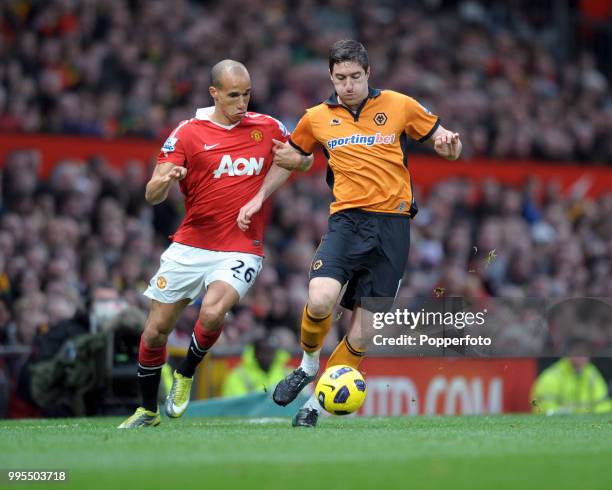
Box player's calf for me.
[138,337,167,413]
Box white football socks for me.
[299,349,320,377]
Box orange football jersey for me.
[290,88,439,216]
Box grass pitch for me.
[1,415,611,490]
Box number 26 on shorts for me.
[231,260,257,283]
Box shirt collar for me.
[195,106,240,130]
[324,87,381,106]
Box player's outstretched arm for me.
[237,164,291,231]
[427,125,462,160]
[272,139,314,172]
[145,162,187,205]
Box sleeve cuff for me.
[288,138,312,156]
[418,117,441,143]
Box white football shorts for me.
[143,242,263,304]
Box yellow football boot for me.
[117,407,160,428]
[165,371,193,418]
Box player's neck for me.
[337,94,366,112]
[210,109,236,127]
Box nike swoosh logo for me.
[321,383,336,391]
[137,372,159,378]
[173,401,188,411]
[204,143,219,150]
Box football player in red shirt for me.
[119,60,312,428]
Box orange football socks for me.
[300,305,332,353]
[327,336,365,369]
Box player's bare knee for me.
[142,325,168,347]
[307,293,335,318]
[142,318,172,347]
[308,278,341,318]
[199,303,227,330]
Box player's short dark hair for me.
[329,40,369,73]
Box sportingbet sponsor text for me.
[327,132,396,150]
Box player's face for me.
[330,61,370,108]
[210,72,252,124]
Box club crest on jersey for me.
[374,112,388,126]
[162,137,177,153]
[156,276,167,289]
[213,155,264,178]
[327,132,396,150]
[250,129,264,143]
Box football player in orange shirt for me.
[240,40,461,427]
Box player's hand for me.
[160,166,187,183]
[237,194,263,231]
[434,132,461,160]
[272,139,302,170]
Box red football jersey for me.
[156,107,289,256]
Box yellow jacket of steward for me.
[221,345,291,397]
[530,358,612,414]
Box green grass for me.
[1,415,611,490]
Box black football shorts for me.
[309,209,411,312]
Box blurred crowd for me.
[1,0,611,416]
[1,0,611,163]
[1,148,611,364]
